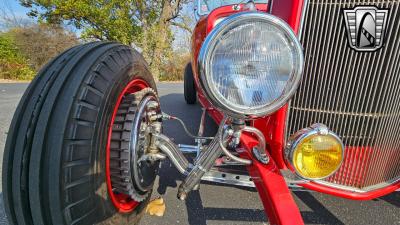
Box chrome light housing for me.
[198,12,304,117]
[285,124,345,180]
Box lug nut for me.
[177,192,187,201]
[193,184,200,191]
[147,101,159,110]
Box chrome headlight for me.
[198,12,304,117]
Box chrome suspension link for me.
[177,133,223,200]
[176,117,228,200]
[154,133,193,175]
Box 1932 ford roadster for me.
[3,0,400,224]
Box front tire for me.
[3,42,157,225]
[183,63,197,104]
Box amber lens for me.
[293,134,343,179]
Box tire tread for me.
[3,42,155,225]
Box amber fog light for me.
[285,124,344,180]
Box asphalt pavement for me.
[0,82,399,225]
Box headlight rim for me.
[285,123,345,181]
[198,12,304,118]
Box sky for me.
[1,0,31,21]
[0,0,193,50]
[0,0,34,30]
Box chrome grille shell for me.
[288,0,400,191]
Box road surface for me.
[0,82,398,225]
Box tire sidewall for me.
[184,62,197,104]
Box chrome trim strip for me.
[202,168,308,190]
[298,0,309,40]
[196,0,270,18]
[269,0,274,13]
[202,168,255,187]
[314,176,400,193]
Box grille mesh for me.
[288,0,400,190]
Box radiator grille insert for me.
[288,0,400,190]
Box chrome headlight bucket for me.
[198,12,304,118]
[285,124,345,180]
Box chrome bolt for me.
[140,123,147,131]
[177,192,187,201]
[146,101,159,110]
[252,147,269,164]
[226,129,234,136]
[193,184,200,191]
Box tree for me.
[10,24,79,71]
[159,51,190,81]
[20,0,191,79]
[0,23,79,80]
[0,33,35,80]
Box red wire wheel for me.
[106,79,149,213]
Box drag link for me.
[155,133,193,175]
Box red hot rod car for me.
[3,0,400,224]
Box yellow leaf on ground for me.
[146,197,166,217]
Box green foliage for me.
[159,52,190,81]
[0,34,35,80]
[21,0,190,79]
[10,24,79,71]
[0,24,78,81]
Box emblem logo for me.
[343,6,389,51]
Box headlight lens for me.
[198,12,303,117]
[286,124,344,180]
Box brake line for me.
[162,112,214,140]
